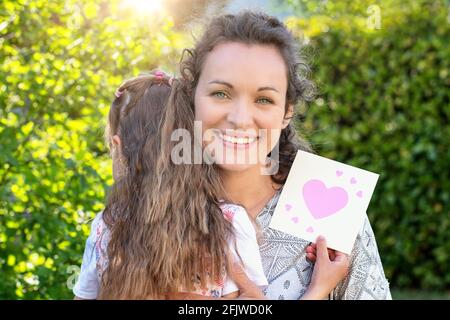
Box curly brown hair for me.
[176,10,316,186]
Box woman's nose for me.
[227,98,254,129]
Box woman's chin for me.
[215,162,260,174]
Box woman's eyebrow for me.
[208,81,279,94]
[257,86,279,93]
[208,80,233,88]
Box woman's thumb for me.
[315,235,330,261]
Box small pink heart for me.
[306,226,314,233]
[357,191,363,198]
[285,204,292,211]
[291,217,299,224]
[350,177,357,184]
[336,170,343,177]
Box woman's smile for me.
[218,130,259,150]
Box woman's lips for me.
[217,131,258,149]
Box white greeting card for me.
[269,151,379,254]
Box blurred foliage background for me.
[0,0,448,299]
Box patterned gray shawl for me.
[256,190,392,300]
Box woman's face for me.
[194,42,292,174]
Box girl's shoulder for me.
[219,203,256,238]
[85,212,110,260]
[88,212,109,242]
[89,212,110,277]
[219,202,247,223]
[73,212,109,299]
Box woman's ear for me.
[111,135,124,181]
[282,104,294,129]
[112,135,121,148]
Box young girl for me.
[73,70,346,300]
[73,71,268,299]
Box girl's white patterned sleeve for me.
[72,213,103,299]
[222,205,268,296]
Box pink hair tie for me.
[154,71,164,81]
[115,89,125,98]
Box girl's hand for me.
[302,236,350,300]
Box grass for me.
[391,289,450,300]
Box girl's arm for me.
[72,213,104,300]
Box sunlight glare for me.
[123,0,164,15]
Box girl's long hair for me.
[99,72,233,299]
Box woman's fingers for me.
[306,252,316,262]
[309,241,338,261]
[334,251,348,260]
[333,251,350,271]
[329,250,350,279]
[327,248,336,261]
[229,262,266,300]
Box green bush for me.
[0,0,186,299]
[288,0,449,290]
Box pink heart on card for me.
[336,170,343,177]
[350,177,357,184]
[285,203,292,211]
[302,179,349,219]
[356,190,363,198]
[306,226,314,233]
[291,216,299,224]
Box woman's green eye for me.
[257,97,273,104]
[212,91,227,99]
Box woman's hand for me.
[306,242,335,262]
[229,262,266,300]
[302,236,350,300]
[166,262,266,300]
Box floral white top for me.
[73,203,268,299]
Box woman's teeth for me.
[220,133,257,144]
